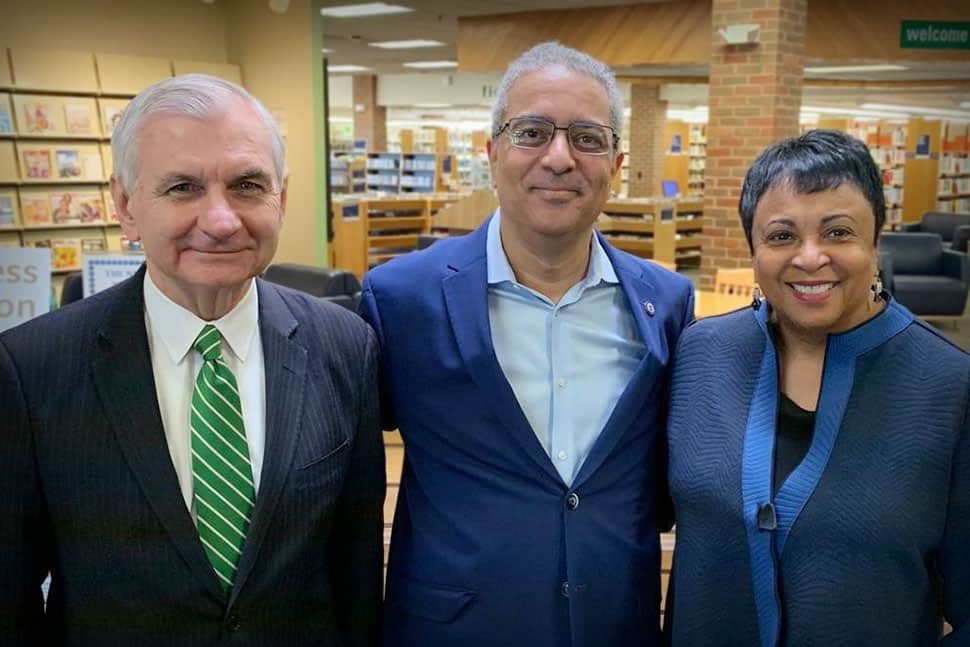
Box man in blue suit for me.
[360,42,693,647]
[0,75,384,645]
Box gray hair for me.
[491,42,624,139]
[111,73,285,193]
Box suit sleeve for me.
[358,278,398,431]
[0,336,51,644]
[329,327,386,647]
[654,281,695,534]
[941,389,970,645]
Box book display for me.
[0,46,237,288]
[938,122,970,214]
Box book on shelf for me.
[21,194,52,225]
[0,103,11,134]
[55,149,83,179]
[64,103,95,136]
[31,238,81,270]
[21,101,57,135]
[0,194,16,226]
[102,105,124,136]
[50,191,105,224]
[22,149,52,179]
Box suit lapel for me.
[441,222,563,484]
[91,267,223,599]
[229,280,307,607]
[574,240,665,486]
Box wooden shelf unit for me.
[597,197,703,267]
[331,195,462,279]
[938,122,970,214]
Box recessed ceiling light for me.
[370,39,445,49]
[320,3,413,18]
[804,64,908,74]
[402,60,458,69]
[328,64,371,73]
[861,103,970,119]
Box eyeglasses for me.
[495,117,619,156]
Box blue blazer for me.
[666,300,970,647]
[360,218,693,647]
[0,267,385,646]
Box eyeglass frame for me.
[494,116,621,156]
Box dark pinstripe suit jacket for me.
[0,267,385,647]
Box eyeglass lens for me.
[506,118,613,154]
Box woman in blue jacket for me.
[665,129,969,646]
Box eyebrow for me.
[232,168,275,187]
[764,213,857,227]
[153,168,275,192]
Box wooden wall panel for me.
[806,0,970,63]
[0,48,12,89]
[457,0,712,71]
[10,48,99,94]
[96,54,171,96]
[457,0,969,72]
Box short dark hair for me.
[738,129,885,252]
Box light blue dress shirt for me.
[486,212,646,485]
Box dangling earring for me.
[751,286,763,310]
[870,273,884,302]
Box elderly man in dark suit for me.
[0,74,384,646]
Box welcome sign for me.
[900,21,970,50]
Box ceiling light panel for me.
[320,3,413,18]
[370,39,445,49]
[328,64,371,73]
[805,64,909,74]
[403,61,459,69]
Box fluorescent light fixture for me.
[861,103,970,119]
[370,39,445,49]
[402,60,458,69]
[803,105,910,120]
[805,64,908,74]
[328,64,371,73]
[320,3,413,18]
[321,48,334,54]
[328,116,354,123]
[414,103,452,108]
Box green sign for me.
[900,20,970,50]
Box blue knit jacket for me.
[666,299,970,647]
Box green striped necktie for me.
[190,324,255,593]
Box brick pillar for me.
[352,75,386,152]
[628,83,666,198]
[699,0,806,289]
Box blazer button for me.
[566,492,580,510]
[226,615,241,632]
[561,581,570,598]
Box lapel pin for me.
[643,301,655,317]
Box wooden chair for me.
[714,268,757,297]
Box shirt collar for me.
[486,209,619,287]
[143,272,260,365]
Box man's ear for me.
[110,175,139,241]
[486,138,498,188]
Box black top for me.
[774,393,816,495]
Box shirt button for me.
[556,377,566,388]
[557,450,567,461]
[566,492,580,510]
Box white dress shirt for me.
[486,212,646,485]
[143,272,266,516]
